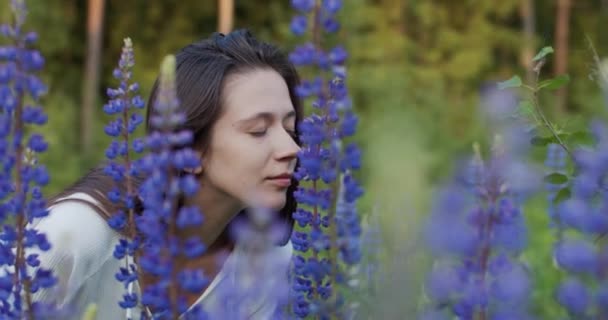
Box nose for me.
[275,129,301,161]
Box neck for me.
[181,182,243,248]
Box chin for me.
[267,200,286,212]
[261,194,287,212]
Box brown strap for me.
[49,197,111,219]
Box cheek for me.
[224,136,270,167]
[206,139,266,192]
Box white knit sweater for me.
[8,192,292,319]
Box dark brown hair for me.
[49,29,302,246]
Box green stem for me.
[530,60,573,160]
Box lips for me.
[268,173,292,179]
[267,173,292,188]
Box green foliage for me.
[553,187,571,205]
[498,75,523,89]
[539,74,570,90]
[544,172,568,184]
[533,46,555,61]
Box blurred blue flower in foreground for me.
[136,55,208,319]
[550,120,608,318]
[422,141,535,320]
[545,143,567,229]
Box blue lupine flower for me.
[314,50,331,70]
[177,270,208,292]
[291,0,315,13]
[176,206,204,228]
[22,105,47,125]
[296,77,323,99]
[550,121,608,317]
[490,263,531,305]
[597,284,608,312]
[554,238,598,274]
[322,0,342,14]
[288,2,364,318]
[293,208,312,227]
[290,15,308,36]
[491,217,528,253]
[322,18,340,33]
[289,43,316,67]
[194,217,292,319]
[557,278,589,315]
[545,143,568,230]
[556,198,597,233]
[291,231,309,252]
[426,188,478,257]
[101,37,147,313]
[136,55,208,318]
[328,46,347,66]
[418,309,451,320]
[490,310,535,320]
[422,146,534,319]
[425,263,463,303]
[0,0,57,317]
[181,237,206,259]
[292,294,311,318]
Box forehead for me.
[221,69,294,119]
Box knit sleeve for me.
[25,198,119,308]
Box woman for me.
[31,29,302,319]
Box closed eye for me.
[249,129,267,137]
[249,128,297,139]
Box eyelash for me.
[249,129,297,139]
[250,130,267,137]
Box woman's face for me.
[200,68,300,212]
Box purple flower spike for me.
[422,145,534,318]
[0,1,58,317]
[288,1,363,318]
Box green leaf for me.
[533,46,554,62]
[544,173,568,184]
[497,76,522,90]
[530,136,553,146]
[553,187,571,204]
[567,130,594,145]
[538,74,570,90]
[517,101,534,117]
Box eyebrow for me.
[237,110,296,125]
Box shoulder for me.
[34,192,120,264]
[13,193,124,305]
